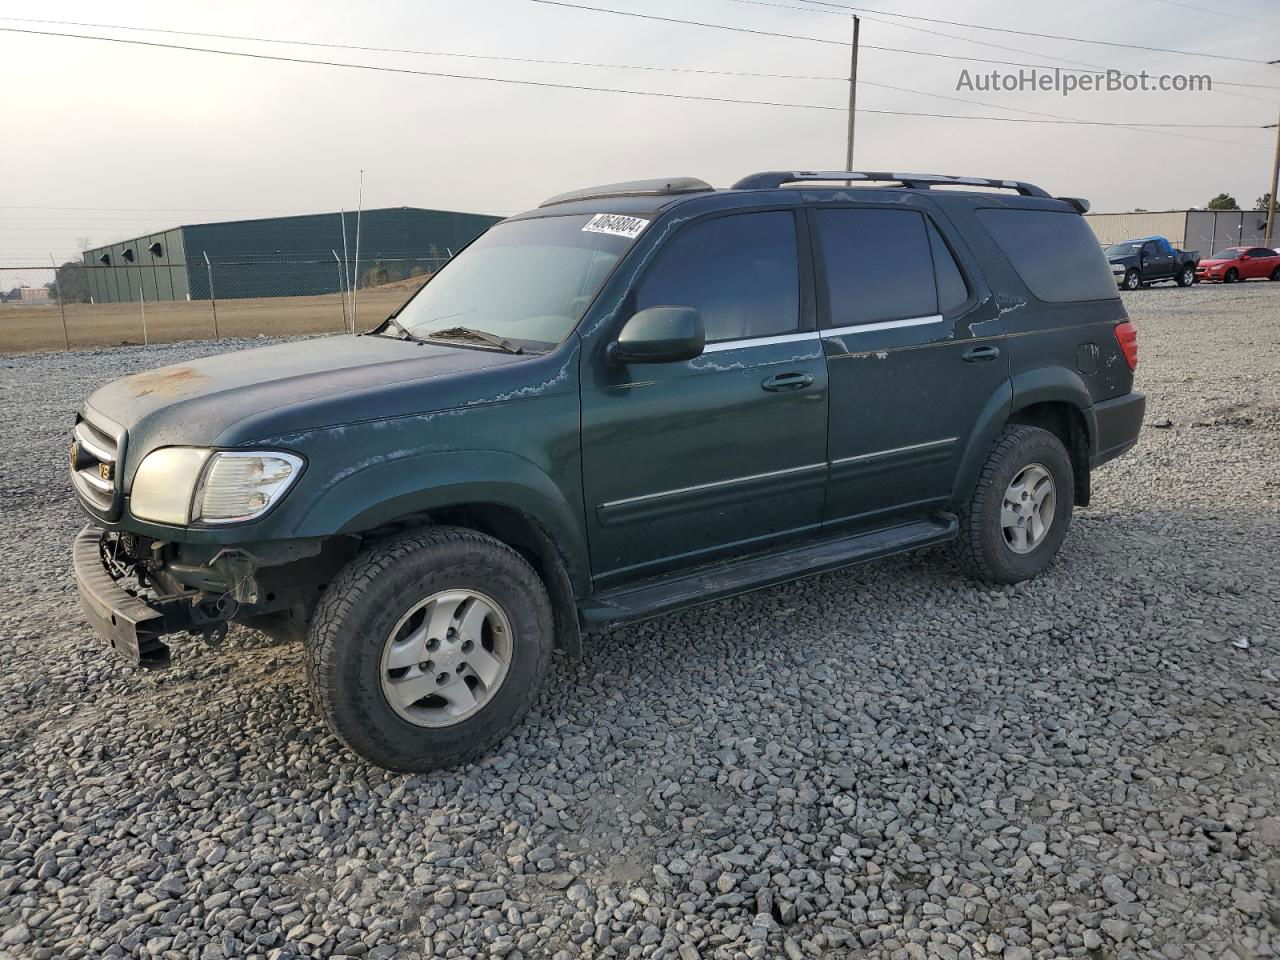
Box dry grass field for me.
[0,277,426,353]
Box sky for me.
[1,0,1277,263]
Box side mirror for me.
[1240,254,1251,261]
[609,306,705,364]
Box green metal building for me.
[82,207,501,304]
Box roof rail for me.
[731,170,1053,199]
[540,176,714,208]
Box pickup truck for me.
[1105,236,1199,290]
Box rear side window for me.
[634,211,799,344]
[976,208,1119,302]
[815,209,937,327]
[1248,247,1275,258]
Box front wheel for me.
[305,527,554,772]
[1175,265,1194,287]
[1270,266,1280,281]
[1224,268,1239,283]
[952,426,1074,584]
[1123,269,1142,291]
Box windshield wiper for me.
[425,326,523,354]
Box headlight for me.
[193,452,304,523]
[130,448,303,526]
[130,448,211,525]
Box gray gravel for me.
[1,284,1279,960]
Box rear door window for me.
[976,208,1119,302]
[927,220,969,314]
[814,208,937,327]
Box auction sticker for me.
[581,213,649,239]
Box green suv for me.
[71,171,1145,771]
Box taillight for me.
[1114,320,1138,371]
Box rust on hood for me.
[121,367,212,398]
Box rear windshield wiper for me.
[425,326,523,354]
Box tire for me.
[952,425,1074,584]
[1270,266,1280,281]
[1175,264,1194,287]
[1224,268,1239,284]
[305,526,554,772]
[1122,269,1142,291]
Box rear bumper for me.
[1091,390,1145,468]
[73,526,190,668]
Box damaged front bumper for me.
[73,525,349,667]
[72,525,218,667]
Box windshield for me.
[1105,242,1143,257]
[1208,248,1242,260]
[391,214,641,349]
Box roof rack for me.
[731,170,1054,199]
[540,176,714,208]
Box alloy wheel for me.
[1001,463,1056,555]
[379,589,513,727]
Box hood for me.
[1198,258,1234,266]
[84,334,532,462]
[1107,255,1137,265]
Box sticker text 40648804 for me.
[581,213,649,239]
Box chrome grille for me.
[70,412,124,517]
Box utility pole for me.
[1266,106,1279,246]
[845,15,860,170]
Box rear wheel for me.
[1175,264,1195,287]
[952,426,1074,584]
[1123,269,1142,291]
[305,527,554,772]
[1224,267,1239,283]
[1270,266,1280,281]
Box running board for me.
[580,514,958,628]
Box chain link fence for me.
[0,256,448,353]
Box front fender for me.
[287,449,590,593]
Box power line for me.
[1,25,1270,135]
[526,0,846,45]
[721,0,1104,73]
[0,13,1266,127]
[795,0,1275,64]
[1147,0,1277,20]
[522,1,1280,92]
[0,15,845,83]
[5,12,1275,98]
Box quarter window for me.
[976,208,1119,302]
[633,211,799,344]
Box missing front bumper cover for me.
[73,526,234,668]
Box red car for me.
[1195,245,1280,283]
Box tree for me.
[1257,192,1273,212]
[47,261,90,303]
[1206,193,1239,211]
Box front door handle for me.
[761,371,815,392]
[962,345,1001,363]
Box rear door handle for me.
[761,371,815,392]
[962,345,1000,363]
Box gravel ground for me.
[1,284,1278,960]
